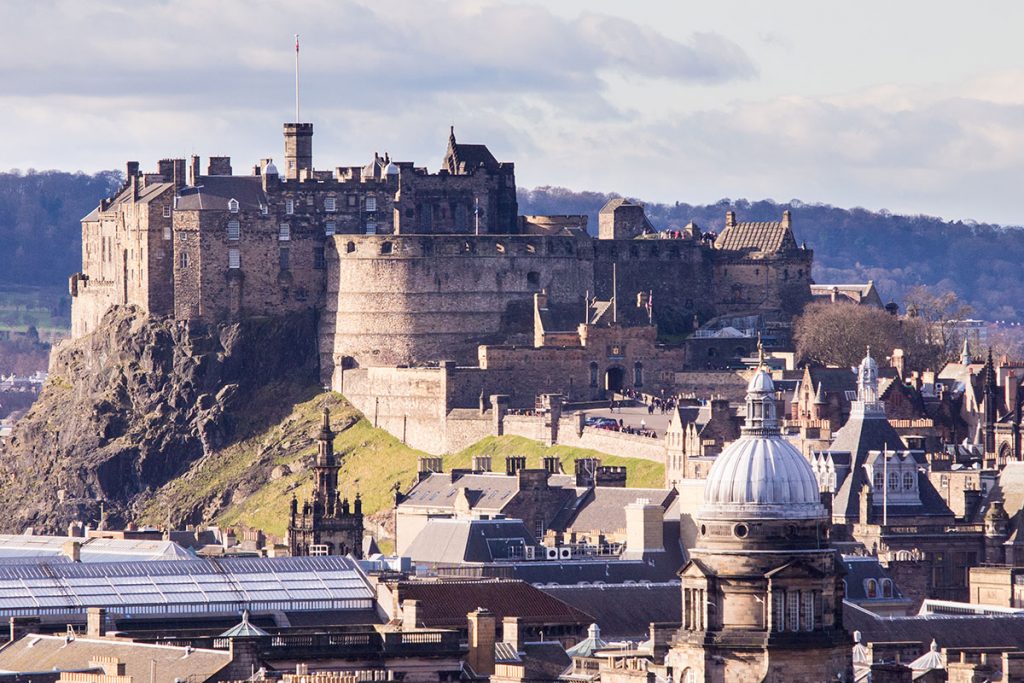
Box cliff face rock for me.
[0,306,320,533]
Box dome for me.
[747,367,774,394]
[859,347,878,374]
[700,359,826,521]
[701,436,825,520]
[385,162,399,176]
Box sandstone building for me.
[70,120,813,385]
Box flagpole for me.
[294,34,300,122]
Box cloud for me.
[0,0,754,111]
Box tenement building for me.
[70,119,813,379]
[667,361,851,682]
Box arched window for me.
[346,241,356,254]
[633,362,643,387]
[903,472,914,490]
[881,579,893,598]
[865,579,878,599]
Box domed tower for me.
[667,362,852,683]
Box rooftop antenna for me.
[294,34,301,122]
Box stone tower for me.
[667,362,851,682]
[288,407,364,557]
[283,122,313,179]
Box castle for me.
[70,121,813,447]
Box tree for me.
[902,285,974,363]
[794,301,943,372]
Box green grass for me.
[0,285,70,333]
[137,390,665,538]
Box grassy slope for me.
[139,391,665,538]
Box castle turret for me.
[283,122,313,179]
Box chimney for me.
[505,455,527,476]
[725,210,736,228]
[502,616,521,652]
[782,210,792,229]
[417,456,443,481]
[891,348,905,379]
[625,499,663,554]
[542,456,561,475]
[188,155,200,187]
[157,159,174,181]
[125,161,139,181]
[62,540,81,563]
[467,608,496,676]
[86,607,107,638]
[472,455,492,473]
[574,458,601,487]
[402,599,419,629]
[172,158,186,191]
[207,156,232,176]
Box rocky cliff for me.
[0,305,320,533]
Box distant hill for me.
[0,171,1019,321]
[0,170,121,288]
[519,187,1024,321]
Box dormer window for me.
[903,472,915,490]
[228,198,239,213]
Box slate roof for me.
[82,181,172,222]
[714,220,797,253]
[395,578,593,629]
[0,635,231,683]
[402,518,535,564]
[539,582,681,640]
[809,283,883,307]
[450,143,498,169]
[825,411,908,520]
[841,555,908,602]
[552,488,677,536]
[844,600,1024,651]
[175,175,267,212]
[400,472,576,513]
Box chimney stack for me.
[86,607,107,638]
[502,616,521,652]
[188,155,200,187]
[467,608,496,676]
[625,499,663,555]
[725,210,736,228]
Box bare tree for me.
[903,285,974,362]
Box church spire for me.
[961,335,972,365]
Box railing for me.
[155,629,461,657]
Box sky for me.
[4,0,1024,224]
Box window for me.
[365,196,377,212]
[279,247,290,270]
[802,592,815,631]
[285,199,294,215]
[179,232,187,242]
[787,591,800,631]
[772,591,785,632]
[260,204,268,216]
[179,252,189,268]
[227,220,240,241]
[279,224,291,241]
[347,194,357,207]
[365,222,377,235]
[882,579,893,598]
[309,544,329,557]
[228,248,240,269]
[325,222,336,236]
[162,205,171,218]
[527,271,540,286]
[162,227,171,241]
[325,197,336,212]
[634,362,643,387]
[873,471,883,490]
[314,247,325,270]
[380,242,393,255]
[227,198,239,213]
[346,241,356,254]
[889,471,899,490]
[590,362,599,388]
[903,472,914,490]
[155,248,164,260]
[865,579,878,598]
